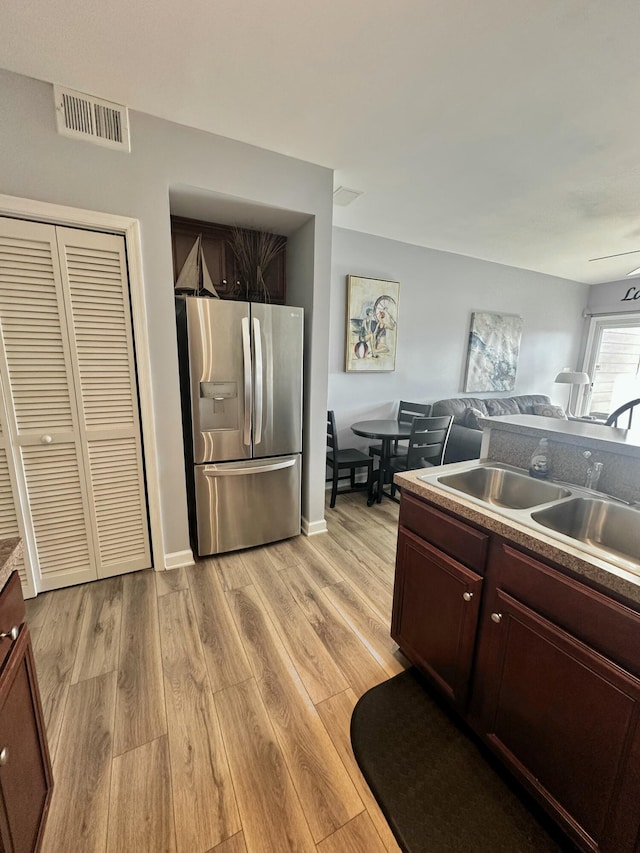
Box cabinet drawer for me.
[491,541,640,679]
[399,493,488,572]
[0,573,25,672]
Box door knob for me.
[462,592,473,602]
[40,434,53,444]
[0,626,18,641]
[491,612,502,624]
[0,748,8,766]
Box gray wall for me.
[587,279,640,315]
[329,228,591,451]
[0,69,334,557]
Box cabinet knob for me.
[462,592,473,602]
[0,748,8,766]
[0,626,18,642]
[491,612,503,624]
[40,434,53,445]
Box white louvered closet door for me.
[56,227,150,579]
[0,217,150,594]
[0,398,34,597]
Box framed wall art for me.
[345,275,399,372]
[463,311,523,392]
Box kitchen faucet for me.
[582,450,603,491]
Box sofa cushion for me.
[431,397,491,425]
[532,403,567,419]
[486,398,521,417]
[461,407,485,430]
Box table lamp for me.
[554,369,591,417]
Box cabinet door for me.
[392,527,483,710]
[475,586,640,853]
[0,627,52,853]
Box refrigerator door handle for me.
[241,316,252,446]
[202,459,296,476]
[252,317,263,445]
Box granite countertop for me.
[0,537,22,592]
[395,463,640,607]
[478,414,640,459]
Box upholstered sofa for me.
[431,394,556,464]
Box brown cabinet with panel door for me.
[391,495,486,711]
[170,216,287,304]
[392,490,640,853]
[0,572,52,853]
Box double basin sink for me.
[419,463,640,573]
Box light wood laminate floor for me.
[26,493,406,853]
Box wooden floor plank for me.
[32,583,86,758]
[215,678,316,853]
[214,551,253,590]
[268,534,342,589]
[113,570,166,755]
[262,537,302,569]
[208,833,247,853]
[317,812,388,853]
[186,560,252,693]
[323,517,396,595]
[28,623,41,648]
[24,590,52,630]
[156,567,189,596]
[158,589,241,852]
[107,736,176,853]
[72,576,123,684]
[317,690,401,853]
[322,582,405,677]
[282,563,387,699]
[227,586,363,842]
[330,503,398,566]
[241,548,349,704]
[309,533,393,623]
[42,671,116,853]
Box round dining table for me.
[351,419,412,504]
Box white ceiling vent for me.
[333,186,364,207]
[54,85,130,152]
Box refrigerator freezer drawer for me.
[194,455,301,556]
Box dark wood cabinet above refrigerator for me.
[170,216,287,304]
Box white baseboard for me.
[163,549,195,570]
[302,517,328,536]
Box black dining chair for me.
[389,415,453,498]
[326,411,375,508]
[605,398,640,429]
[368,400,432,460]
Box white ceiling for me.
[2,0,640,284]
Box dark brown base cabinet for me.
[0,573,52,853]
[392,492,640,853]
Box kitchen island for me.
[391,449,640,853]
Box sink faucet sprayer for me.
[583,450,603,491]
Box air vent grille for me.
[54,85,130,152]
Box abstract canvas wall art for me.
[463,311,523,392]
[345,275,399,372]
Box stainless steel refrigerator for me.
[176,296,303,555]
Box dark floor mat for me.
[350,668,578,853]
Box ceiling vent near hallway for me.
[333,186,364,207]
[54,85,131,152]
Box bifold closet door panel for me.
[0,441,32,596]
[56,228,151,578]
[0,218,97,590]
